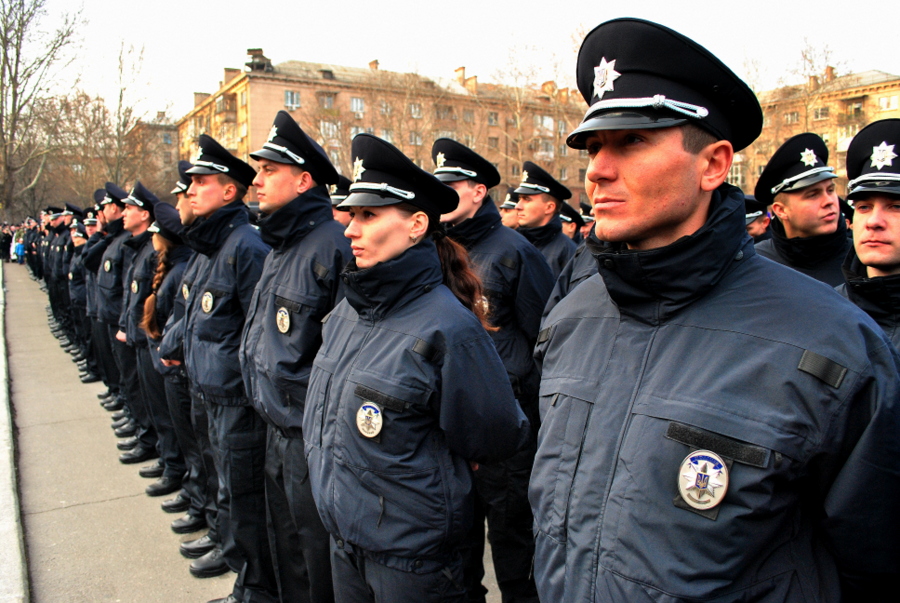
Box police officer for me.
[178,135,274,603]
[78,205,104,384]
[499,188,519,230]
[240,111,351,602]
[330,175,353,227]
[432,137,553,603]
[304,133,530,603]
[578,201,595,240]
[533,18,900,602]
[513,162,576,277]
[559,201,584,243]
[755,133,851,286]
[744,194,771,243]
[839,118,900,349]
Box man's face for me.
[188,174,231,218]
[175,193,195,226]
[499,207,518,229]
[746,215,770,238]
[580,221,594,239]
[103,203,123,223]
[772,179,839,239]
[252,159,306,214]
[122,205,149,233]
[85,224,98,237]
[561,220,578,239]
[332,206,351,227]
[440,180,483,226]
[852,194,900,277]
[584,127,713,250]
[516,193,556,228]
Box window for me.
[379,101,392,116]
[534,115,554,132]
[559,144,568,157]
[435,105,454,120]
[847,102,863,117]
[784,111,799,124]
[727,162,745,188]
[813,107,830,121]
[162,133,172,145]
[284,90,301,110]
[319,94,335,109]
[463,110,474,124]
[578,168,586,182]
[839,124,861,139]
[350,126,365,138]
[559,168,568,181]
[409,131,422,146]
[351,97,365,115]
[463,135,475,147]
[820,132,830,144]
[879,96,899,111]
[319,120,339,139]
[579,149,589,157]
[239,123,247,138]
[239,91,247,107]
[487,112,498,126]
[511,164,521,176]
[329,150,340,166]
[409,103,422,119]
[558,119,567,134]
[540,140,553,153]
[488,137,498,149]
[380,129,393,143]
[579,192,589,205]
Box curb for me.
[0,262,28,602]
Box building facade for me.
[178,50,589,205]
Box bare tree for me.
[0,0,79,213]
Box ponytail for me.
[431,227,497,333]
[140,236,175,340]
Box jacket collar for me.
[768,213,850,269]
[446,201,502,250]
[183,200,250,257]
[123,229,151,250]
[105,218,125,237]
[589,184,752,324]
[841,251,900,327]
[342,238,444,322]
[167,244,193,265]
[518,215,563,247]
[257,185,335,250]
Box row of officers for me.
[20,17,900,603]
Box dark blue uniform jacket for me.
[240,186,351,437]
[67,245,87,307]
[303,240,531,573]
[85,219,133,325]
[83,232,105,318]
[158,251,201,365]
[542,233,601,319]
[182,201,269,405]
[120,231,155,347]
[838,250,900,350]
[517,215,576,279]
[532,184,900,602]
[755,217,852,287]
[148,245,193,376]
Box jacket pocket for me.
[304,353,339,449]
[530,378,595,542]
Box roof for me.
[759,69,900,103]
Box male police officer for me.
[533,18,900,602]
[330,175,353,227]
[514,162,576,277]
[499,188,519,229]
[744,194,771,242]
[839,119,900,350]
[240,110,350,603]
[179,135,274,603]
[755,133,851,286]
[432,138,554,603]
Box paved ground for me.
[5,262,502,602]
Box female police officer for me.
[303,133,530,602]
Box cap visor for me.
[566,110,688,149]
[185,165,219,176]
[848,183,900,200]
[434,172,469,183]
[337,191,403,210]
[785,171,837,193]
[249,148,294,164]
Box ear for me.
[472,183,487,205]
[296,170,315,195]
[699,140,734,192]
[771,196,789,222]
[544,196,557,217]
[409,211,429,240]
[222,181,238,202]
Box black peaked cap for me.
[43,205,63,215]
[338,133,458,218]
[743,194,768,224]
[123,181,159,219]
[101,182,128,206]
[569,18,762,152]
[93,189,106,204]
[500,187,519,209]
[431,138,501,188]
[846,119,900,200]
[330,175,353,206]
[149,201,183,244]
[187,134,256,188]
[64,202,83,218]
[755,133,835,206]
[171,160,194,195]
[559,201,585,227]
[251,111,339,185]
[514,161,571,202]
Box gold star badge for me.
[193,149,204,163]
[800,148,818,167]
[871,141,898,170]
[267,125,278,142]
[593,57,621,100]
[436,152,446,168]
[520,170,529,185]
[352,157,366,182]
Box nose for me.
[344,217,358,239]
[865,205,887,230]
[585,149,615,183]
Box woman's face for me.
[151,233,166,253]
[344,205,423,269]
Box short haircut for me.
[680,123,718,154]
[216,173,248,202]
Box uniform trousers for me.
[191,390,219,544]
[77,311,101,377]
[91,318,119,395]
[108,325,156,450]
[135,345,184,478]
[331,540,466,603]
[164,371,208,521]
[264,426,334,603]
[205,400,277,603]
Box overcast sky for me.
[45,0,900,121]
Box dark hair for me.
[140,235,176,340]
[680,123,718,154]
[396,203,497,332]
[216,173,248,202]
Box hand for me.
[115,330,126,342]
[161,358,181,367]
[469,461,479,472]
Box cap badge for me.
[677,450,729,510]
[593,57,621,100]
[436,152,447,168]
[800,148,818,167]
[352,157,366,182]
[504,194,511,203]
[131,280,138,294]
[193,149,204,163]
[520,170,530,186]
[870,141,897,170]
[201,291,214,314]
[103,259,111,272]
[357,402,383,438]
[267,125,278,142]
[182,284,190,300]
[68,272,73,281]
[276,307,291,334]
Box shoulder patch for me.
[313,261,329,280]
[411,338,439,362]
[665,422,769,468]
[226,255,236,266]
[537,326,552,344]
[499,256,517,270]
[798,350,847,389]
[354,384,407,413]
